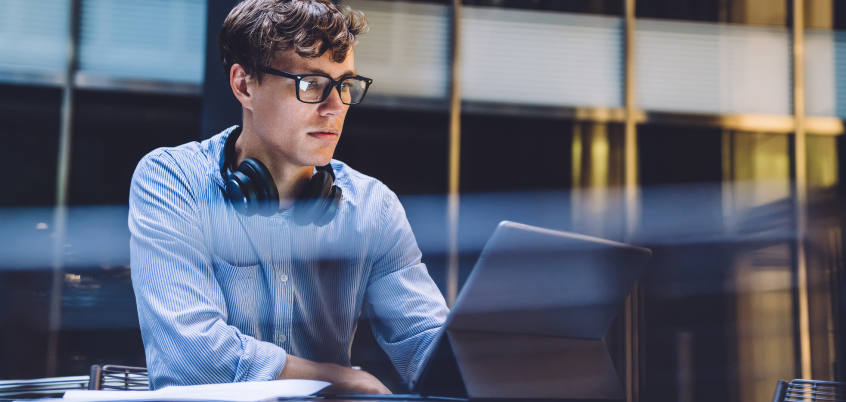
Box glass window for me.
[68,90,202,206]
[461,7,623,108]
[0,84,62,208]
[0,0,70,84]
[636,19,791,116]
[77,0,206,86]
[464,0,622,15]
[344,0,450,99]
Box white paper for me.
[63,379,330,402]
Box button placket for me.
[282,220,293,347]
[273,219,288,346]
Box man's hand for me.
[278,354,391,395]
[321,366,392,395]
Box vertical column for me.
[804,134,840,381]
[792,0,812,381]
[571,122,625,239]
[201,0,242,140]
[623,0,639,401]
[624,0,638,237]
[446,0,462,307]
[727,131,794,402]
[47,0,81,377]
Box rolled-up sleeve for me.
[364,191,449,383]
[129,150,287,390]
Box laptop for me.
[409,221,652,400]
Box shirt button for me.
[277,334,287,343]
[280,274,288,282]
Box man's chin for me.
[284,144,336,168]
[303,154,335,168]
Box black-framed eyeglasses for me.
[258,66,373,105]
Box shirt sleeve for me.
[129,150,287,390]
[364,190,450,383]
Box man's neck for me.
[234,126,313,212]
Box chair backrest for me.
[87,365,149,391]
[773,379,846,402]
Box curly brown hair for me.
[218,0,368,83]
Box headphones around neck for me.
[222,126,343,226]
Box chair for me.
[773,379,846,402]
[87,365,149,391]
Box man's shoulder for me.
[330,159,395,202]
[139,142,202,167]
[134,129,228,184]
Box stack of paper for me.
[63,379,330,402]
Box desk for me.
[2,395,623,402]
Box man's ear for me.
[230,63,253,111]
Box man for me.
[129,0,448,394]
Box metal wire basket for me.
[773,379,846,402]
[88,365,149,391]
[0,375,90,399]
[0,364,148,400]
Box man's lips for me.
[308,128,338,141]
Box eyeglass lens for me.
[297,76,368,104]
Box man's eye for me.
[299,80,320,91]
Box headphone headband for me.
[222,126,242,178]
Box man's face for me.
[245,49,355,168]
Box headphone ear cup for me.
[239,158,279,217]
[294,170,332,226]
[313,185,342,227]
[225,170,258,216]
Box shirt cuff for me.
[237,336,288,382]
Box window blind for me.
[77,0,206,85]
[343,0,450,99]
[637,19,791,116]
[461,7,623,108]
[0,0,70,82]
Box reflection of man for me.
[129,0,448,393]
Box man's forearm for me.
[278,354,391,395]
[277,355,327,381]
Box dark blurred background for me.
[2,1,846,401]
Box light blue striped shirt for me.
[129,126,449,390]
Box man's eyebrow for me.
[304,68,357,79]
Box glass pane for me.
[0,0,70,82]
[343,0,449,99]
[68,90,202,205]
[463,0,623,15]
[637,19,791,115]
[0,84,61,208]
[78,0,206,84]
[804,29,846,118]
[461,7,623,108]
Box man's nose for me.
[319,87,345,116]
